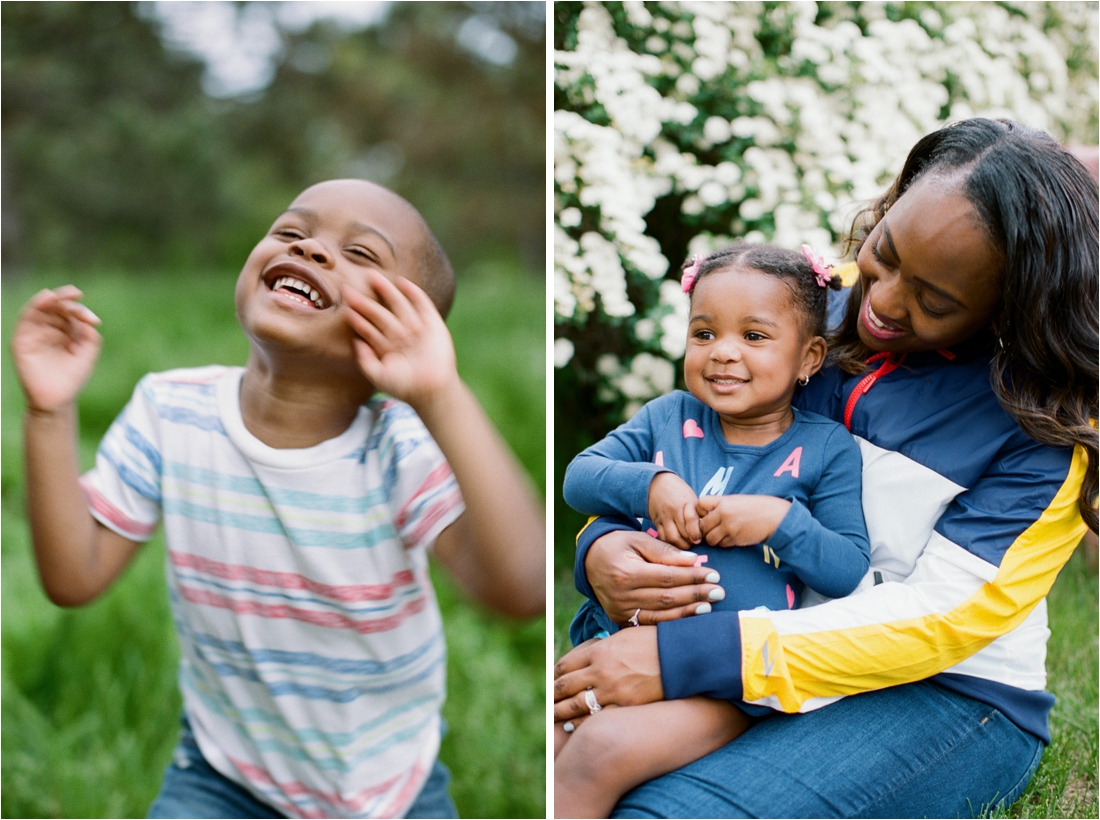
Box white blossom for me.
[555,0,1096,417]
[554,338,575,368]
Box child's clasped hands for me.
[647,471,792,550]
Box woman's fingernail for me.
[705,571,720,583]
[563,722,575,733]
[708,587,726,601]
[683,551,698,559]
[694,603,712,615]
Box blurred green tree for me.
[2,1,545,276]
[2,1,232,271]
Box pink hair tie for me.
[801,244,833,287]
[681,254,703,293]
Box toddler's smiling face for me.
[685,267,823,442]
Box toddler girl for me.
[556,243,870,818]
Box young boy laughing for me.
[12,179,545,818]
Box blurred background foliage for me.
[2,0,545,276]
[2,3,546,817]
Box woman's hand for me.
[553,628,663,721]
[648,471,703,547]
[11,286,102,414]
[585,529,725,625]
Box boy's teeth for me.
[272,276,324,308]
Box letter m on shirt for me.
[700,466,734,497]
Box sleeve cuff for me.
[657,612,744,701]
[765,498,812,553]
[573,515,639,600]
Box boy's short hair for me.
[374,183,454,318]
[415,226,456,318]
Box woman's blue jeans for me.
[147,716,457,818]
[613,681,1043,819]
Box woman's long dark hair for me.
[833,118,1099,531]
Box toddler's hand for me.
[647,472,702,548]
[12,286,102,414]
[696,494,791,547]
[341,271,459,412]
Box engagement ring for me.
[584,686,602,714]
[628,609,641,627]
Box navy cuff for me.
[764,497,810,552]
[657,611,744,701]
[573,515,638,600]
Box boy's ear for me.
[802,336,828,379]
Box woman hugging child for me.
[556,243,871,818]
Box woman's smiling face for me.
[855,175,1004,354]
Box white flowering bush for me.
[554,0,1098,456]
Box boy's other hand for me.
[342,272,459,412]
[647,472,702,548]
[12,286,103,414]
[696,494,791,547]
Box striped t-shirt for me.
[81,365,464,818]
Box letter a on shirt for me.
[774,447,802,479]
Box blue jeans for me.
[148,716,457,818]
[613,681,1043,819]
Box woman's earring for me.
[798,374,810,386]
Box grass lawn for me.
[2,266,546,819]
[553,541,1097,818]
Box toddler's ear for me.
[802,336,828,378]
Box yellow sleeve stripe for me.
[742,445,1088,712]
[575,515,599,546]
[833,261,860,287]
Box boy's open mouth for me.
[263,264,330,309]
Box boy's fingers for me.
[57,299,101,326]
[365,271,419,326]
[26,285,81,309]
[393,275,441,320]
[351,338,382,377]
[342,286,407,342]
[343,305,396,355]
[346,283,423,348]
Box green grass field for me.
[1,267,546,819]
[554,546,1097,818]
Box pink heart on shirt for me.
[683,419,705,439]
[786,584,795,609]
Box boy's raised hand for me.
[647,472,703,548]
[344,270,544,620]
[696,494,791,547]
[341,272,458,411]
[12,286,103,413]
